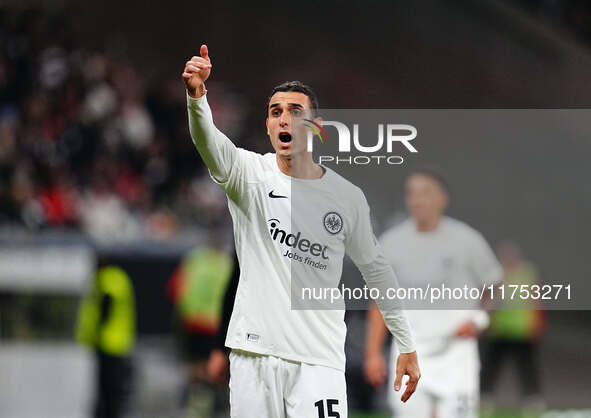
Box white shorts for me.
[229,349,348,418]
[389,382,479,418]
[389,340,480,418]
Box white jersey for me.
[380,217,502,391]
[187,94,414,371]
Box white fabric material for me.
[388,359,479,418]
[380,217,502,407]
[229,350,347,418]
[187,93,414,371]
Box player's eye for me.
[271,109,280,117]
[291,108,302,117]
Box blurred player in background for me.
[480,240,546,415]
[167,231,235,418]
[365,168,503,418]
[181,44,420,417]
[206,250,240,387]
[76,256,136,418]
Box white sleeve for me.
[187,93,237,184]
[468,230,504,286]
[345,192,416,353]
[187,93,259,205]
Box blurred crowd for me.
[0,9,253,243]
[1,1,590,245]
[2,5,586,418]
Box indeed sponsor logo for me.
[268,218,329,260]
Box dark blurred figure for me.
[206,250,239,387]
[481,241,546,413]
[167,232,235,418]
[76,255,136,418]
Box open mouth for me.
[279,133,292,143]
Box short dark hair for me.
[406,166,451,196]
[266,81,319,116]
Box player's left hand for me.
[454,320,479,338]
[394,351,421,402]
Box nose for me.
[279,111,290,128]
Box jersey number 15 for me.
[314,399,340,418]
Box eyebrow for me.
[269,103,305,109]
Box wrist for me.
[187,84,207,99]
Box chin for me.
[276,148,292,158]
[411,213,427,222]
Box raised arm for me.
[182,44,237,183]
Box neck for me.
[416,216,441,232]
[276,152,323,179]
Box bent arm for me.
[357,255,415,353]
[345,192,415,352]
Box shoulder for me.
[380,219,413,242]
[232,149,276,181]
[236,148,273,166]
[261,152,276,165]
[444,217,479,236]
[98,266,131,287]
[323,166,366,205]
[444,217,490,247]
[102,265,127,277]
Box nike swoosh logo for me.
[268,190,288,199]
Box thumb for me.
[200,44,209,60]
[394,366,403,392]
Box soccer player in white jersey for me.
[364,168,503,418]
[181,45,420,418]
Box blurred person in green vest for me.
[167,231,235,418]
[481,240,546,414]
[76,255,136,418]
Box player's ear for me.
[313,115,323,125]
[266,118,270,136]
